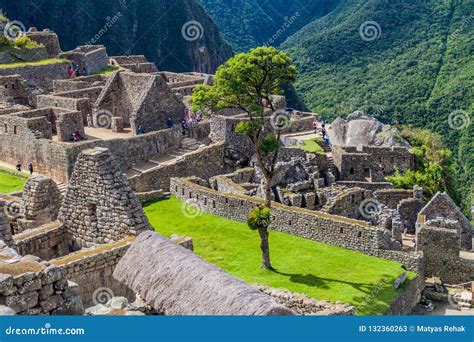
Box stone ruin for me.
[0,26,472,315]
[59,147,152,248]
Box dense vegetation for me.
[199,0,340,52]
[144,196,415,315]
[0,12,41,50]
[388,127,470,217]
[0,0,233,72]
[202,0,473,207]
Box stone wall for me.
[37,94,91,125]
[0,47,48,64]
[322,188,372,219]
[14,222,69,261]
[418,192,472,250]
[171,177,395,253]
[385,276,424,315]
[374,189,414,209]
[50,237,134,306]
[416,220,474,284]
[26,29,62,58]
[129,142,226,192]
[0,201,14,247]
[0,262,83,315]
[59,147,151,248]
[0,75,32,106]
[19,176,61,229]
[0,61,69,90]
[336,181,393,191]
[59,46,108,73]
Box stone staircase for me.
[128,138,205,175]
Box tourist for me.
[27,162,33,175]
[86,113,93,127]
[321,126,327,139]
[15,162,21,172]
[68,66,75,78]
[83,67,88,76]
[181,119,189,136]
[312,119,319,133]
[167,118,174,129]
[75,64,81,77]
[323,133,330,145]
[137,125,145,135]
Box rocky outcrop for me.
[329,113,410,148]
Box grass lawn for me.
[91,65,121,76]
[0,58,69,69]
[0,167,28,193]
[292,137,325,155]
[144,196,416,315]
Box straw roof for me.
[113,231,294,316]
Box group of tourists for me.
[312,118,330,144]
[68,64,88,78]
[181,109,203,136]
[70,131,87,142]
[15,162,34,175]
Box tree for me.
[192,46,297,270]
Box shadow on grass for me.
[274,269,395,296]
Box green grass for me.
[0,58,69,69]
[0,167,28,193]
[90,65,121,76]
[144,197,416,315]
[292,137,325,155]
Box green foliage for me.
[387,126,468,215]
[259,135,280,155]
[199,0,340,52]
[247,206,271,231]
[12,36,41,49]
[0,0,233,72]
[192,46,297,114]
[144,196,417,315]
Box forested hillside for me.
[0,0,233,72]
[199,0,340,52]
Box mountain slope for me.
[198,0,340,52]
[0,0,233,72]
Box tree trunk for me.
[258,226,273,270]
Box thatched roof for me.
[113,232,294,316]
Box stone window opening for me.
[181,188,185,195]
[212,200,216,208]
[358,231,362,238]
[340,228,344,234]
[240,200,244,206]
[350,167,355,175]
[11,84,15,89]
[351,194,355,204]
[86,203,98,225]
[3,124,7,133]
[4,84,8,89]
[225,198,228,204]
[204,198,207,205]
[13,126,17,134]
[188,192,192,199]
[288,220,292,226]
[175,186,178,192]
